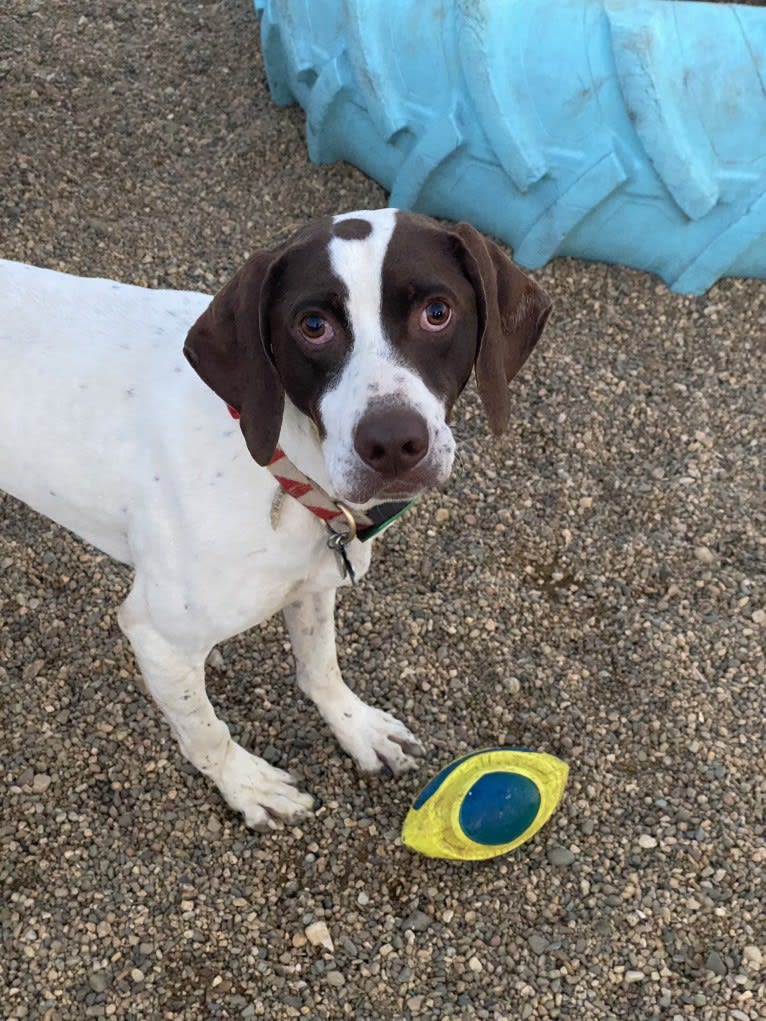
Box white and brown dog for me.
[0,209,550,829]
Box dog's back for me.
[0,259,209,562]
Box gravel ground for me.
[1,2,764,1019]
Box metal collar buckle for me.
[326,502,358,583]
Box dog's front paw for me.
[327,697,424,777]
[217,743,314,830]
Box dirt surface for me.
[1,2,764,1020]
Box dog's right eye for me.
[299,313,335,345]
[420,300,453,332]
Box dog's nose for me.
[354,407,429,477]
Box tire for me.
[255,0,766,294]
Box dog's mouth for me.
[336,464,448,509]
[378,480,427,500]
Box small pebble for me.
[547,846,576,866]
[694,546,716,564]
[207,648,225,669]
[305,922,334,952]
[705,950,727,976]
[743,945,762,968]
[88,971,109,993]
[402,910,432,932]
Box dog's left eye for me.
[420,301,452,332]
[299,313,335,345]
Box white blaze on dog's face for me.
[319,209,469,506]
[185,208,551,506]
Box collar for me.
[227,404,412,542]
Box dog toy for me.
[401,747,569,861]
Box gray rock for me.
[547,846,576,866]
[87,971,110,994]
[402,910,432,932]
[705,950,728,976]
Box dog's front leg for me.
[118,583,314,830]
[283,590,423,776]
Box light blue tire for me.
[254,0,766,294]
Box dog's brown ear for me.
[452,222,551,435]
[184,253,284,466]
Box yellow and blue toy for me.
[402,747,569,861]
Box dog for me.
[0,209,550,829]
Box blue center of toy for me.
[459,771,541,846]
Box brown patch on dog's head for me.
[185,218,368,465]
[332,217,373,242]
[380,214,482,416]
[184,220,343,465]
[380,212,551,432]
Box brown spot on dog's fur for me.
[333,218,372,241]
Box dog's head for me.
[184,209,550,507]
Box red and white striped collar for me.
[226,404,411,542]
